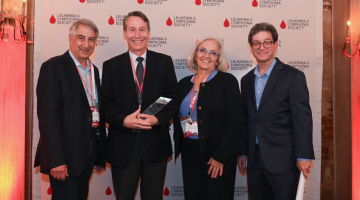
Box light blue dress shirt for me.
[69,50,99,107]
[254,58,309,161]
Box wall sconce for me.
[343,21,360,58]
[0,0,28,43]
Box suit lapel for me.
[249,70,257,113]
[257,59,283,113]
[63,51,89,106]
[94,66,101,109]
[119,52,138,101]
[141,50,157,101]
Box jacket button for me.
[88,118,92,122]
[198,106,201,110]
[256,120,259,123]
[202,83,205,87]
[199,120,203,124]
[87,137,90,140]
[201,135,204,138]
[132,130,136,132]
[200,94,203,97]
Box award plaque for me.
[141,97,172,115]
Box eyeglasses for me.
[251,41,274,50]
[196,48,219,57]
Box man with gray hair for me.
[34,19,106,200]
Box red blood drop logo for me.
[49,15,56,24]
[280,20,286,29]
[47,186,52,195]
[163,187,170,196]
[79,0,85,3]
[227,63,229,69]
[138,0,144,4]
[223,18,230,28]
[105,186,112,195]
[108,16,114,25]
[195,0,201,5]
[252,0,258,7]
[166,17,172,26]
[195,38,199,44]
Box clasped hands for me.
[123,107,159,130]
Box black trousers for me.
[181,138,237,200]
[49,135,97,200]
[111,132,167,200]
[247,145,300,200]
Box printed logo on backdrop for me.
[138,0,168,5]
[148,37,167,48]
[280,19,310,30]
[166,16,197,27]
[252,0,281,8]
[234,186,248,197]
[223,18,253,28]
[96,36,110,47]
[49,14,80,24]
[79,0,105,3]
[287,61,310,71]
[47,186,52,195]
[195,0,225,6]
[230,60,253,70]
[164,186,184,196]
[105,186,113,195]
[173,58,188,70]
[107,15,127,25]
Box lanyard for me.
[190,74,210,113]
[130,58,146,105]
[76,60,97,103]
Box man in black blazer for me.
[238,22,315,200]
[102,11,179,200]
[34,19,106,200]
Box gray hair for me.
[69,19,99,39]
[187,37,228,73]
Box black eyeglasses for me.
[196,48,219,57]
[251,41,274,49]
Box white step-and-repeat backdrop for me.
[32,0,323,199]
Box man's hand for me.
[207,157,224,178]
[296,160,313,179]
[50,164,68,181]
[137,113,159,126]
[238,156,247,173]
[123,108,152,130]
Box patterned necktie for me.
[136,57,144,86]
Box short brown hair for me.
[248,22,278,44]
[123,11,150,31]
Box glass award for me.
[141,97,172,115]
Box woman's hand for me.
[207,157,224,178]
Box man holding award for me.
[102,11,179,200]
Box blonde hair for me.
[187,37,228,73]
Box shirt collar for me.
[254,58,277,77]
[68,50,89,71]
[129,49,147,63]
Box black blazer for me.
[240,57,315,174]
[34,51,106,177]
[173,71,242,164]
[102,50,179,168]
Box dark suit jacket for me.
[173,71,242,164]
[240,57,315,174]
[102,50,179,168]
[34,51,106,177]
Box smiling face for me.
[250,31,278,64]
[195,39,220,72]
[69,24,96,65]
[123,16,150,56]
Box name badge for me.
[180,116,198,138]
[90,106,100,127]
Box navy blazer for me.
[102,50,179,168]
[34,51,106,177]
[240,57,315,174]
